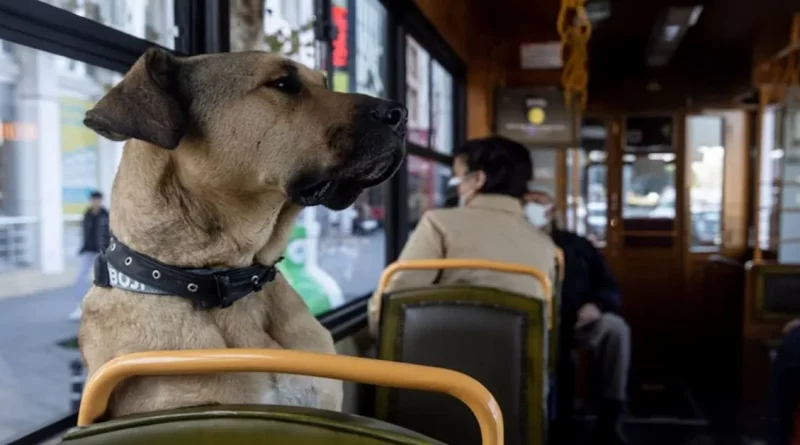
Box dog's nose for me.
[370,102,408,134]
[383,104,408,129]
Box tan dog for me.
[78,47,407,419]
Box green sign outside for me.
[277,219,339,316]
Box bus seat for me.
[376,285,548,445]
[65,349,504,445]
[61,405,444,445]
[794,405,800,445]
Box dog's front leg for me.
[262,275,343,411]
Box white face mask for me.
[524,202,552,228]
[448,175,475,207]
[447,176,462,187]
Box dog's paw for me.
[271,374,343,411]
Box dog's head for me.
[84,48,407,210]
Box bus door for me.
[574,115,685,364]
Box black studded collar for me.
[93,235,281,309]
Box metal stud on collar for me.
[251,275,260,285]
[109,242,116,251]
[187,283,199,292]
[152,270,161,279]
[124,257,132,266]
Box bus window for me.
[687,115,725,248]
[584,161,608,245]
[406,36,430,148]
[622,154,676,219]
[576,119,609,246]
[622,116,676,224]
[407,155,450,231]
[777,106,800,261]
[431,61,453,154]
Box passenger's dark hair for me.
[89,191,103,199]
[453,136,533,199]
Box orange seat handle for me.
[78,349,504,445]
[377,259,553,328]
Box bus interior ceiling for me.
[420,0,798,122]
[418,0,799,429]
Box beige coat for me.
[368,194,558,335]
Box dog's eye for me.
[266,76,302,95]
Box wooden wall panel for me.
[617,250,686,364]
[413,0,470,61]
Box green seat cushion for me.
[61,405,445,445]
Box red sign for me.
[332,6,348,68]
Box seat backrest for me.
[72,349,504,445]
[746,262,800,322]
[376,285,548,445]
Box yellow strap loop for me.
[558,0,592,113]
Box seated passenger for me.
[367,136,558,336]
[767,317,800,445]
[524,190,630,445]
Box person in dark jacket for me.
[69,191,110,321]
[525,189,630,445]
[767,317,800,445]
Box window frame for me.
[0,0,466,441]
[385,0,464,250]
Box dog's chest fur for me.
[79,280,322,417]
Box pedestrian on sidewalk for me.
[68,191,109,321]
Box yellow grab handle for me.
[378,259,553,328]
[78,349,504,445]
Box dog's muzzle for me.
[289,99,407,210]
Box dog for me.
[78,47,407,419]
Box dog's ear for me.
[84,47,187,149]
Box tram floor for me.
[565,368,767,445]
[567,408,765,445]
